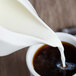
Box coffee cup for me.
[26,32,76,76]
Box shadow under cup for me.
[26,32,76,76]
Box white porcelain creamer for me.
[0,0,64,58]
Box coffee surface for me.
[33,42,76,76]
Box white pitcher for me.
[0,0,64,56]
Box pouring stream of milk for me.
[0,0,65,67]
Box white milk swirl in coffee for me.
[0,0,66,67]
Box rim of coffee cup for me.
[26,32,76,76]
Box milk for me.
[0,0,65,67]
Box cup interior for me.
[26,32,76,76]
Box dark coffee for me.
[33,42,76,76]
